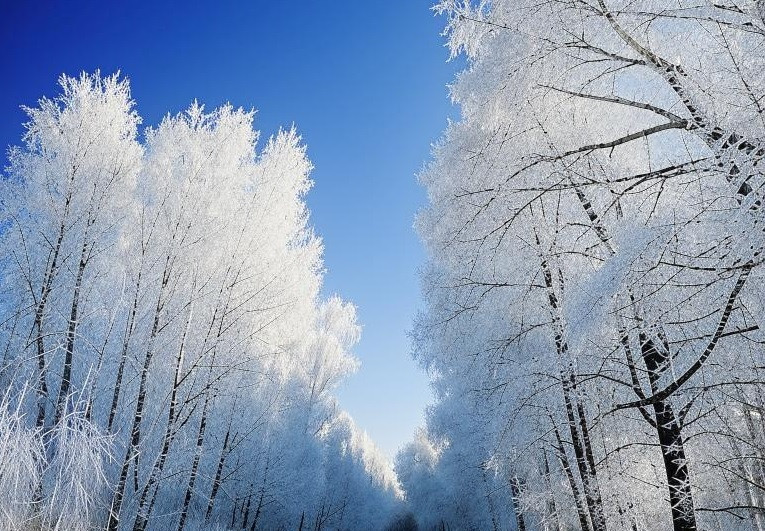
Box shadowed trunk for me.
[640,333,697,531]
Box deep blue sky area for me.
[0,1,461,457]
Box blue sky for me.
[1,1,461,458]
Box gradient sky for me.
[0,1,462,458]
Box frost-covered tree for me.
[406,1,765,530]
[0,72,402,531]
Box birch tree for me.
[407,1,765,529]
[0,72,403,531]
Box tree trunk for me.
[32,218,68,429]
[247,453,270,531]
[176,387,211,531]
[133,300,194,531]
[108,268,143,432]
[107,257,171,531]
[249,488,264,531]
[509,475,527,531]
[574,382,607,530]
[641,333,697,531]
[553,424,592,531]
[205,425,232,521]
[85,301,117,422]
[54,239,88,425]
[539,249,605,531]
[241,489,253,529]
[562,370,606,531]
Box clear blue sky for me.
[0,1,461,458]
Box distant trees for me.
[0,72,401,530]
[403,1,765,530]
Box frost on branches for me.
[402,1,765,530]
[0,72,402,531]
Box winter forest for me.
[2,0,765,530]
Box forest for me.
[2,0,765,530]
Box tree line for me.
[397,0,765,530]
[0,73,402,530]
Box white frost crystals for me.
[403,1,765,530]
[0,72,402,531]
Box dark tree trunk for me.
[33,220,68,429]
[509,475,527,531]
[176,390,211,531]
[562,370,606,531]
[241,489,253,529]
[553,424,591,531]
[539,250,605,531]
[55,239,89,425]
[249,488,264,531]
[574,383,607,530]
[640,334,697,531]
[108,268,142,432]
[133,301,193,531]
[205,426,232,521]
[107,256,171,531]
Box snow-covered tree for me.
[406,1,765,530]
[0,71,402,531]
